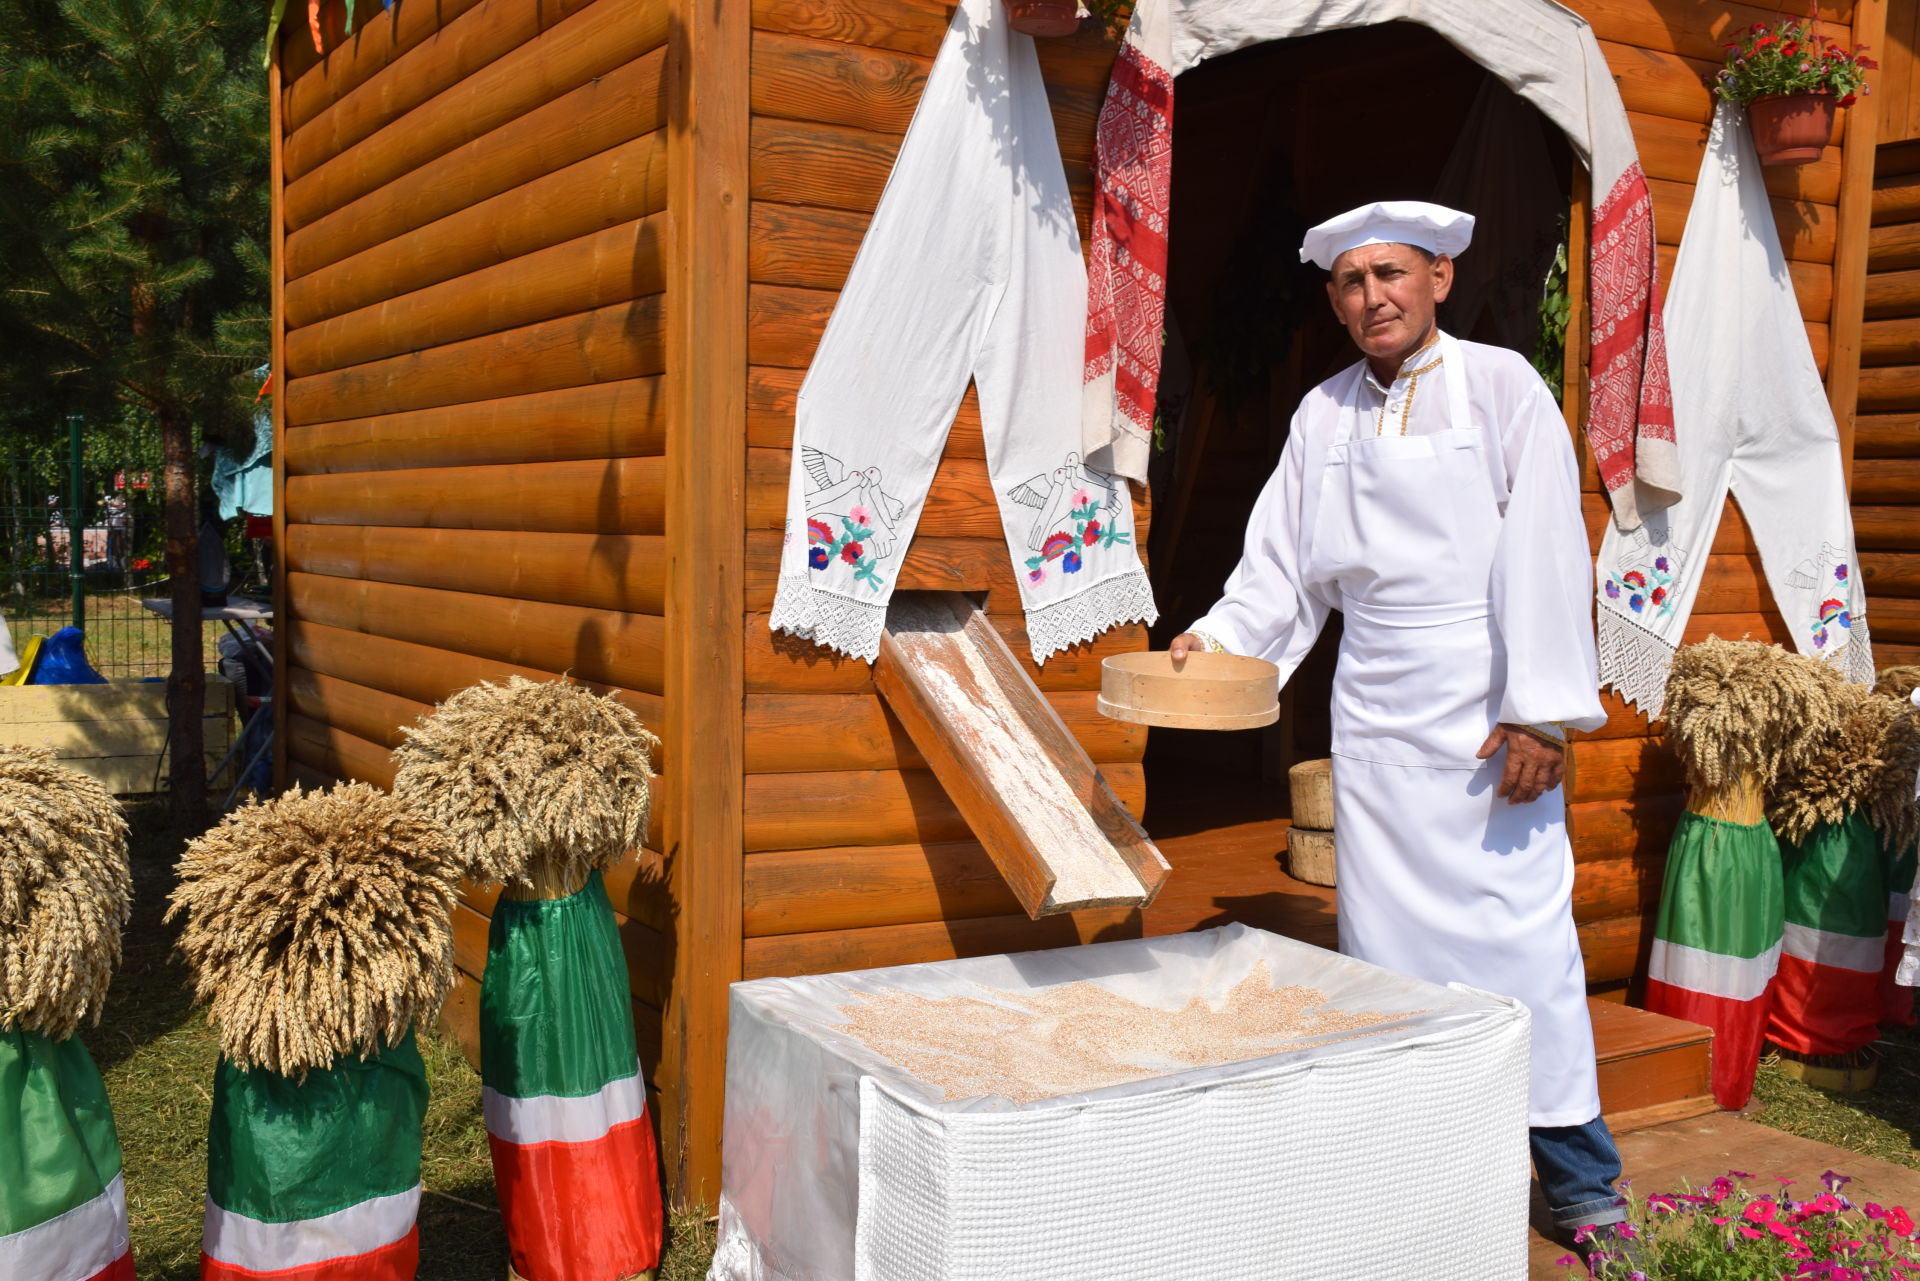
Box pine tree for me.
[0,0,269,820]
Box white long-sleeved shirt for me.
[1189,336,1606,734]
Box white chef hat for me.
[1299,201,1475,270]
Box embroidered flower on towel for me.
[1606,556,1680,619]
[1834,563,1849,582]
[1813,598,1851,649]
[1063,550,1083,573]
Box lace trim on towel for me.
[1024,568,1159,665]
[1824,616,1875,687]
[1597,608,1677,720]
[1899,868,1919,985]
[770,576,890,664]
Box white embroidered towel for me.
[770,0,1156,665]
[1597,102,1870,716]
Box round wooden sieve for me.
[1097,651,1280,730]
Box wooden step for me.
[1592,999,1717,1132]
[1140,811,1719,1130]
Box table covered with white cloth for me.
[708,923,1532,1281]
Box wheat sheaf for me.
[391,677,660,891]
[1662,639,1848,795]
[168,783,458,1078]
[0,747,130,1041]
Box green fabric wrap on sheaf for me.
[481,870,639,1100]
[1888,838,1919,904]
[206,1030,426,1223]
[0,1029,123,1234]
[1782,814,1887,938]
[1655,812,1783,957]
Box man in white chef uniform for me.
[1171,202,1627,1243]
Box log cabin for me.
[267,0,1910,1207]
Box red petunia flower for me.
[840,541,863,563]
[1083,520,1101,546]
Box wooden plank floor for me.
[1528,1112,1920,1276]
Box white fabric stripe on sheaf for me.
[1893,892,1911,923]
[204,1183,418,1273]
[0,1173,128,1281]
[482,1070,646,1146]
[1647,937,1781,1001]
[1782,922,1889,974]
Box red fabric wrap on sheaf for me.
[1645,977,1773,1111]
[201,1231,418,1281]
[489,1119,664,1281]
[89,1252,135,1281]
[1084,39,1174,447]
[1587,164,1675,507]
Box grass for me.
[5,588,229,680]
[1750,1021,1920,1177]
[98,798,718,1281]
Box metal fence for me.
[2,426,172,678]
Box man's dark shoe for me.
[1571,1220,1648,1277]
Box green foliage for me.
[0,0,270,454]
[1714,17,1878,106]
[1531,219,1570,403]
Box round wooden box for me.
[1097,651,1280,730]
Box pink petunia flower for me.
[848,504,872,526]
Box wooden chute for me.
[874,593,1169,918]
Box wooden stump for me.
[1288,757,1334,830]
[1286,827,1337,887]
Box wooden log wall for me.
[1856,135,1920,661]
[737,0,1150,989]
[1881,0,1919,147]
[270,0,673,1096]
[1564,0,1880,997]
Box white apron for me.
[1309,336,1600,1127]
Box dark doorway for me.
[1141,21,1576,841]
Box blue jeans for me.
[1532,1117,1627,1230]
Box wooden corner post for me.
[268,30,290,791]
[1830,0,1890,486]
[661,0,748,1211]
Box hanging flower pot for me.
[1714,17,1874,165]
[1746,92,1838,165]
[1006,0,1079,37]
